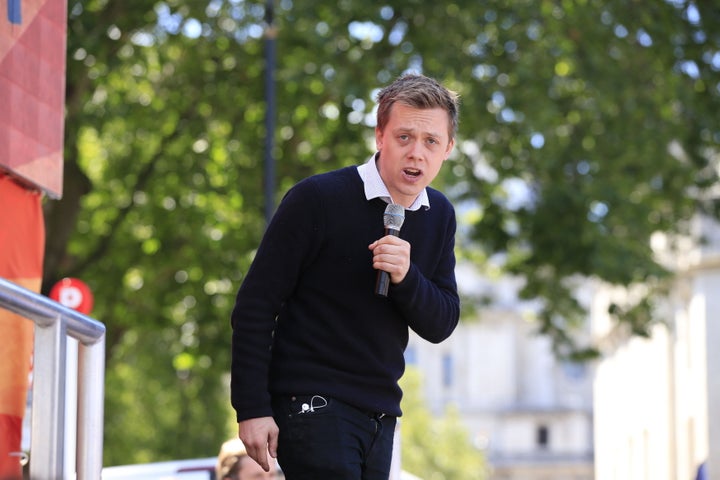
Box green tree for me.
[400,367,487,479]
[46,0,719,465]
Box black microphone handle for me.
[374,228,401,297]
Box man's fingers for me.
[241,443,267,471]
[237,417,279,472]
[370,236,410,283]
[268,427,279,458]
[255,450,270,472]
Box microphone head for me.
[383,203,405,231]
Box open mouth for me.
[403,168,422,177]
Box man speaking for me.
[230,73,461,479]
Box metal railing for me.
[0,277,105,480]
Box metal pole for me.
[263,0,276,226]
[76,339,106,479]
[65,338,79,476]
[0,278,106,480]
[30,316,67,479]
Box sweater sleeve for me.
[230,179,323,422]
[391,202,460,344]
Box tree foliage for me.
[45,0,719,465]
[400,368,487,479]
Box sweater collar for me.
[356,153,429,211]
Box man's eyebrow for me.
[392,127,443,138]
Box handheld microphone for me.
[374,203,405,297]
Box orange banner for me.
[0,175,45,478]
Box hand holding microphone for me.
[372,203,406,297]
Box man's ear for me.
[375,126,383,151]
[445,138,455,158]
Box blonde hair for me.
[216,438,249,480]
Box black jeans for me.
[271,395,397,480]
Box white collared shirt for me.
[356,154,429,211]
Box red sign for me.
[49,278,93,315]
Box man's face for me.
[375,102,455,208]
[235,455,281,480]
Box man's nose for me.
[407,140,423,158]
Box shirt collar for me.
[356,153,429,211]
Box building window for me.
[536,425,549,449]
[561,361,587,381]
[442,353,453,388]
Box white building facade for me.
[408,214,720,480]
[407,274,595,480]
[592,214,720,480]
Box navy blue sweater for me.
[230,166,459,421]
